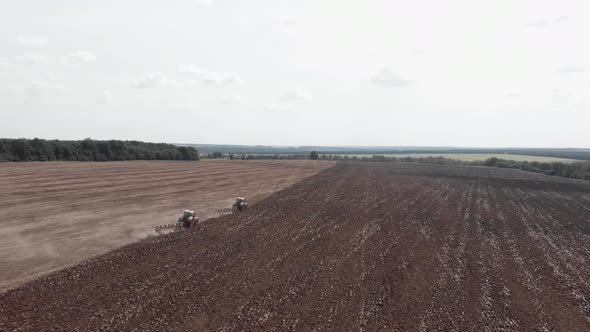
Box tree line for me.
[346,155,590,181]
[481,157,590,180]
[199,152,314,160]
[209,152,590,181]
[0,138,199,162]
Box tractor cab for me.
[178,209,198,228]
[233,197,248,211]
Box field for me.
[0,160,334,292]
[2,162,590,331]
[343,153,577,163]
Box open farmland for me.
[0,160,334,292]
[2,162,590,331]
[343,153,578,163]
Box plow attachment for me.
[216,207,234,214]
[155,222,184,231]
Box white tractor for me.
[155,209,198,231]
[178,209,199,228]
[232,197,248,211]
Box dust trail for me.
[1,232,60,261]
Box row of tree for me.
[481,157,590,180]
[348,155,590,181]
[212,151,590,181]
[17,140,580,181]
[0,138,199,162]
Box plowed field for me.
[2,162,590,331]
[0,160,334,292]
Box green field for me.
[343,153,578,163]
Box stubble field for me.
[0,160,334,292]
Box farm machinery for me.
[155,209,199,231]
[155,197,247,231]
[216,197,248,214]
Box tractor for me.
[232,197,248,211]
[178,209,199,228]
[216,197,249,215]
[155,209,198,231]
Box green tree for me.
[310,151,319,160]
[10,139,31,161]
[0,138,202,162]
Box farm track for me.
[0,160,334,292]
[1,162,590,331]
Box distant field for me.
[341,153,578,163]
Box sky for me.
[0,0,589,147]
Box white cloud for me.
[0,88,13,96]
[371,68,412,87]
[505,92,521,99]
[97,90,114,104]
[524,20,549,28]
[219,95,243,104]
[134,73,178,88]
[16,35,48,47]
[409,49,424,55]
[552,88,573,103]
[177,64,243,86]
[558,65,586,73]
[277,89,312,103]
[18,53,51,64]
[0,57,10,69]
[193,0,213,6]
[524,16,568,28]
[63,50,97,65]
[177,64,206,76]
[25,81,65,98]
[202,72,242,86]
[263,103,296,112]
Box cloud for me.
[177,64,206,76]
[193,0,213,6]
[219,95,243,104]
[409,49,425,55]
[202,72,242,86]
[552,88,573,102]
[371,68,412,87]
[177,64,243,86]
[263,103,296,112]
[63,50,97,65]
[558,65,586,73]
[97,90,114,104]
[524,16,568,28]
[505,92,521,99]
[524,20,548,28]
[277,89,312,103]
[262,89,312,112]
[0,88,13,96]
[16,35,48,47]
[282,20,297,26]
[18,53,51,64]
[0,57,10,69]
[134,73,178,88]
[25,81,65,98]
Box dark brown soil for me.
[2,162,590,331]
